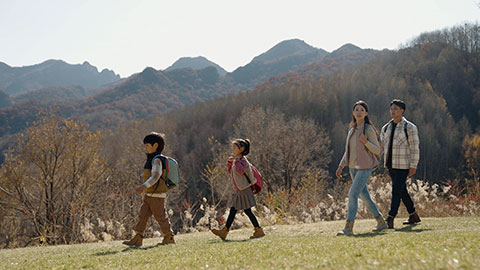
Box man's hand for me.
[408,168,416,176]
[135,185,146,195]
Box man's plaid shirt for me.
[380,117,420,170]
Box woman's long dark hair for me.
[348,100,379,136]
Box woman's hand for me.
[359,134,368,145]
[336,167,343,178]
[228,156,235,163]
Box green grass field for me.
[1,217,479,269]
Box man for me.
[380,99,421,229]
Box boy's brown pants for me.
[134,196,173,236]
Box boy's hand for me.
[135,185,146,195]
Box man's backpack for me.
[382,121,409,141]
[245,163,263,195]
[154,154,180,189]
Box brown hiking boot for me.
[211,226,229,240]
[385,216,394,229]
[122,233,143,247]
[250,227,265,239]
[373,216,388,232]
[336,220,354,236]
[403,212,421,225]
[157,233,175,245]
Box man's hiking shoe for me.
[386,216,394,229]
[403,212,421,225]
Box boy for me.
[123,132,175,246]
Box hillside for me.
[229,39,329,85]
[0,89,10,109]
[166,56,228,76]
[0,40,376,137]
[0,60,121,96]
[0,217,478,269]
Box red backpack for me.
[245,163,263,194]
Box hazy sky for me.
[1,0,479,77]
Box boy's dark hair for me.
[390,99,406,111]
[232,138,250,156]
[143,132,165,153]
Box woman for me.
[336,100,388,236]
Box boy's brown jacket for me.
[144,169,168,194]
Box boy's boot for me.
[158,232,175,245]
[373,216,388,232]
[403,212,421,225]
[211,226,229,240]
[250,227,265,239]
[385,216,395,229]
[122,233,143,247]
[336,220,354,236]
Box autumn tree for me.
[0,114,107,246]
[232,106,332,193]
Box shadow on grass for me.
[394,224,431,233]
[352,231,388,238]
[121,245,157,252]
[94,250,119,256]
[207,238,252,244]
[94,244,158,256]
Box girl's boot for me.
[211,226,229,240]
[250,227,265,239]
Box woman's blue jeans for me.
[346,168,382,221]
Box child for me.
[211,138,265,240]
[123,132,175,246]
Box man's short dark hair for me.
[390,99,406,111]
[143,132,165,153]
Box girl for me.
[211,139,265,240]
[336,100,388,236]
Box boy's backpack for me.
[245,163,263,194]
[154,154,180,189]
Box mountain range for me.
[0,60,120,96]
[0,39,378,140]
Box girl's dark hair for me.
[232,138,250,156]
[143,132,165,153]
[349,100,379,136]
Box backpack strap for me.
[404,122,409,141]
[150,154,168,195]
[383,120,408,141]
